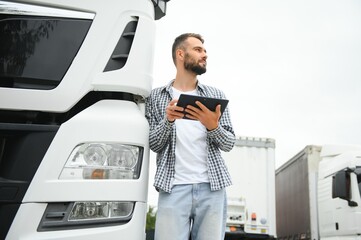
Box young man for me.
[145,33,235,240]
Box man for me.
[145,33,235,240]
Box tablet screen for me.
[177,94,229,120]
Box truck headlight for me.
[69,202,133,221]
[59,143,143,179]
[83,144,107,166]
[38,202,134,231]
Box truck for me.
[0,0,169,239]
[222,136,277,240]
[276,145,361,240]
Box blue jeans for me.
[155,183,227,240]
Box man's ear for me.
[176,49,184,61]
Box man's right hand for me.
[166,99,184,122]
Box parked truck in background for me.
[276,145,361,240]
[222,136,277,240]
[0,0,169,239]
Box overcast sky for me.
[148,0,361,205]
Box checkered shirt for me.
[145,80,236,193]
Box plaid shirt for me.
[145,80,235,193]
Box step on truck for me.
[222,136,277,240]
[276,145,361,240]
[0,0,169,239]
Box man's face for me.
[183,37,207,75]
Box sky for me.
[148,0,361,205]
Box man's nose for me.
[203,52,208,59]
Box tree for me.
[146,205,156,230]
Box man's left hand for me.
[184,101,221,131]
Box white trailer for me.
[0,0,169,239]
[276,145,361,240]
[222,136,277,240]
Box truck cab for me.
[0,0,168,239]
[318,145,361,239]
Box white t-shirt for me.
[172,87,209,185]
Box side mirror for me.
[332,170,358,207]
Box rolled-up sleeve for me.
[204,88,235,152]
[145,89,173,153]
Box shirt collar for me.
[163,79,205,94]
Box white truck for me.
[222,136,277,240]
[0,0,169,239]
[276,145,361,240]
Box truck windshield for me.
[0,15,91,90]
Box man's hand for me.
[166,99,185,122]
[185,101,221,130]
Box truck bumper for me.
[6,202,147,240]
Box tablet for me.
[176,94,229,120]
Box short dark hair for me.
[172,33,204,65]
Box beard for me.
[184,53,207,75]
